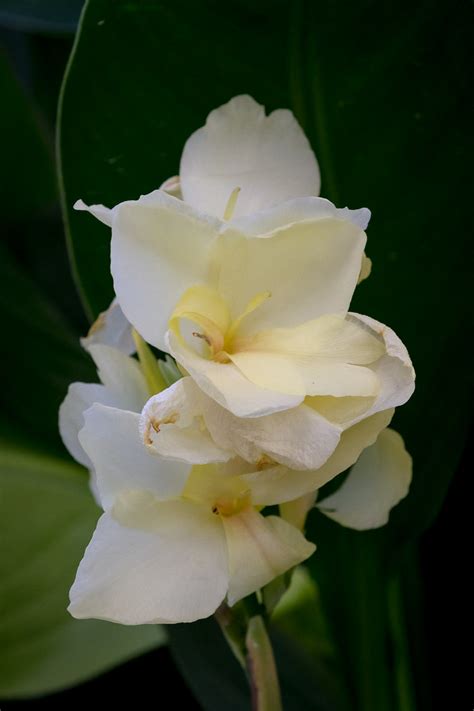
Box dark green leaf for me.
[0,444,165,698]
[0,245,94,456]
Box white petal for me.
[227,196,370,235]
[229,351,380,398]
[111,190,221,350]
[317,428,412,530]
[167,329,302,417]
[217,205,367,331]
[347,314,415,420]
[59,382,119,469]
[180,95,320,219]
[79,404,190,510]
[223,508,315,605]
[140,379,232,464]
[88,344,149,410]
[229,314,384,397]
[243,409,394,505]
[81,299,135,355]
[202,398,342,471]
[74,199,113,227]
[69,501,228,624]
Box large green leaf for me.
[0,444,165,698]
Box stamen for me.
[223,186,241,220]
[192,331,212,347]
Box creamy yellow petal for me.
[223,508,315,605]
[317,428,412,530]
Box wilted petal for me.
[180,95,320,219]
[202,397,341,471]
[79,404,190,509]
[223,508,315,605]
[140,379,232,464]
[317,428,412,530]
[69,499,228,624]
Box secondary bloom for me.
[74,95,395,418]
[68,402,315,624]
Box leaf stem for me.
[246,615,282,711]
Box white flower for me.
[74,95,400,419]
[68,402,315,624]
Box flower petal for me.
[347,314,415,418]
[217,208,367,332]
[167,330,303,417]
[79,404,190,510]
[111,190,221,350]
[88,344,149,411]
[140,379,232,464]
[180,95,320,219]
[80,299,135,355]
[202,398,342,471]
[228,353,380,398]
[69,501,228,624]
[59,382,118,469]
[317,428,412,530]
[223,508,315,605]
[243,409,394,505]
[74,199,113,226]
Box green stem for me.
[246,615,282,711]
[132,329,166,395]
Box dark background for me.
[1,2,472,708]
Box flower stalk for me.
[246,615,282,711]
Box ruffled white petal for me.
[223,508,315,605]
[180,95,320,219]
[167,330,302,417]
[202,397,341,471]
[243,409,394,505]
[79,404,190,510]
[69,500,228,624]
[347,314,415,418]
[140,379,232,464]
[317,428,412,530]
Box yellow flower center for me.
[169,284,270,363]
[182,464,251,517]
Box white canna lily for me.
[74,94,395,418]
[69,402,315,624]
